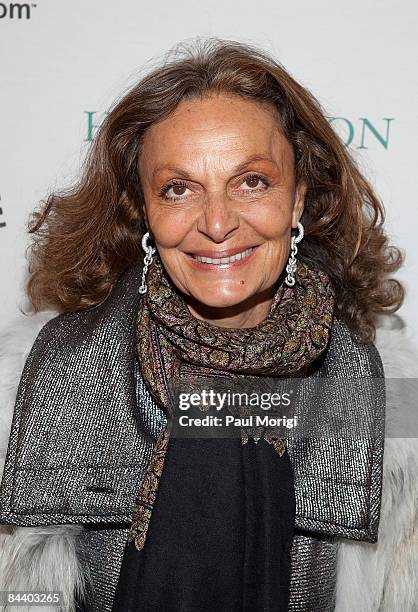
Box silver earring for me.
[138,232,156,294]
[285,222,304,287]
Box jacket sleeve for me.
[0,311,89,612]
[335,315,418,612]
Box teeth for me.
[193,247,254,264]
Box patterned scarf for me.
[126,252,335,551]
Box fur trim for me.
[0,524,89,612]
[0,312,417,611]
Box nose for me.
[196,191,240,243]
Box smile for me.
[187,246,258,269]
[192,247,255,264]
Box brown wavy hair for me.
[26,37,404,343]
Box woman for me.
[0,38,417,612]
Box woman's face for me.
[138,93,306,327]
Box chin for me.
[188,287,253,310]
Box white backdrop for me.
[1,0,417,345]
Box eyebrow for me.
[151,154,276,181]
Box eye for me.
[159,180,192,201]
[238,174,269,193]
[158,173,270,201]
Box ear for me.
[291,180,306,228]
[141,209,156,243]
[141,203,151,234]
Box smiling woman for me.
[1,37,416,612]
[138,93,305,327]
[25,38,402,342]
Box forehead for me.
[138,93,293,172]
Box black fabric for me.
[112,435,295,612]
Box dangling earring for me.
[138,232,156,294]
[285,222,304,287]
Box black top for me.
[112,434,295,612]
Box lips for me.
[186,245,258,269]
[192,247,255,264]
[188,244,257,258]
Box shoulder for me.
[0,310,58,478]
[326,313,418,379]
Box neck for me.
[183,286,276,329]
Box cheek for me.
[146,204,194,247]
[246,199,293,240]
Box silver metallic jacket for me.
[0,258,416,612]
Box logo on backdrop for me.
[84,111,394,150]
[0,2,37,19]
[327,116,394,149]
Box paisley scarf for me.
[126,252,335,552]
